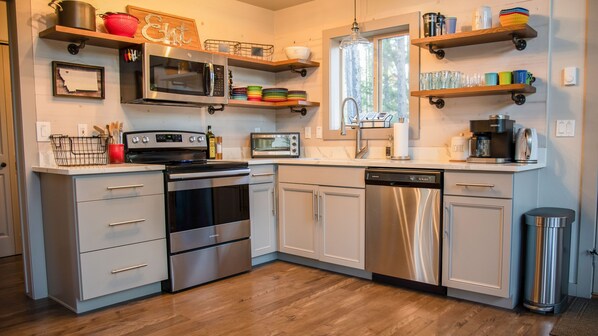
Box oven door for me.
[166,169,250,253]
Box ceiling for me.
[236,0,314,11]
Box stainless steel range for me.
[124,130,251,292]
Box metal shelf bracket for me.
[511,93,526,105]
[512,35,527,51]
[208,104,225,115]
[428,97,445,109]
[290,66,307,77]
[67,39,87,55]
[290,107,307,116]
[428,44,445,60]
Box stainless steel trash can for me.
[523,207,574,314]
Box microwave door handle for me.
[205,62,215,96]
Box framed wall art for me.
[52,61,105,99]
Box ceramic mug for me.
[445,17,457,34]
[484,72,498,85]
[499,71,512,85]
[513,70,528,84]
[526,72,536,85]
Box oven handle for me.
[169,168,250,180]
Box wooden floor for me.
[0,255,559,335]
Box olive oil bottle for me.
[207,125,216,159]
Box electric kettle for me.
[514,128,538,163]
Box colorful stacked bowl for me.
[247,86,263,101]
[287,90,307,101]
[231,87,248,100]
[262,88,288,102]
[499,7,529,26]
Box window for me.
[323,12,420,140]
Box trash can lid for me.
[524,207,575,228]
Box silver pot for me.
[49,0,96,31]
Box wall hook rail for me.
[208,104,225,115]
[428,44,445,60]
[67,39,87,55]
[428,97,445,109]
[512,35,527,51]
[290,107,307,116]
[290,66,307,77]
[511,93,526,105]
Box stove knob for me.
[142,136,149,144]
[189,136,196,143]
[292,142,297,146]
[291,135,297,140]
[198,135,205,142]
[131,136,140,144]
[292,148,297,153]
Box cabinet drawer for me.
[444,171,513,199]
[79,239,167,300]
[279,165,365,188]
[77,195,166,253]
[250,165,276,184]
[75,171,164,202]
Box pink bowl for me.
[100,12,139,37]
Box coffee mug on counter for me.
[499,71,512,85]
[513,70,528,84]
[484,72,498,85]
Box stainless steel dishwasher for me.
[365,168,445,294]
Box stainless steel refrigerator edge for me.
[365,169,444,293]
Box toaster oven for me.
[250,132,300,158]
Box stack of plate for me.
[287,90,307,101]
[262,88,288,102]
[247,86,263,101]
[499,7,529,26]
[231,87,248,100]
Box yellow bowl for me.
[499,13,529,26]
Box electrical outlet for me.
[556,120,575,137]
[36,121,51,142]
[77,124,88,136]
[316,126,322,139]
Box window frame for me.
[322,12,421,141]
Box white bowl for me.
[284,46,311,60]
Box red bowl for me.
[100,12,139,37]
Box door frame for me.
[580,0,598,296]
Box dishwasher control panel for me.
[365,168,442,188]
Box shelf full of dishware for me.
[411,69,536,108]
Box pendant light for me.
[339,0,371,49]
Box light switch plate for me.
[305,126,312,139]
[36,121,51,142]
[563,67,577,86]
[556,120,575,137]
[316,126,322,139]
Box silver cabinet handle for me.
[455,182,495,188]
[111,263,148,274]
[106,184,144,190]
[108,219,146,227]
[318,194,322,220]
[251,173,275,177]
[209,234,220,238]
[444,206,451,238]
[271,190,276,216]
[313,191,318,220]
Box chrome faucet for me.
[341,97,368,159]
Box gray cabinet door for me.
[249,182,277,257]
[278,182,318,259]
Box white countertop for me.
[246,158,545,172]
[32,163,166,176]
[32,157,545,175]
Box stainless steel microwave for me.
[250,132,300,158]
[119,43,228,107]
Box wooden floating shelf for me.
[227,100,320,109]
[39,25,142,49]
[412,24,538,49]
[39,25,319,73]
[411,84,536,98]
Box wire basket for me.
[204,39,240,55]
[204,39,274,61]
[50,135,110,166]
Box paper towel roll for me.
[392,121,410,160]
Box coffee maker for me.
[468,115,515,163]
